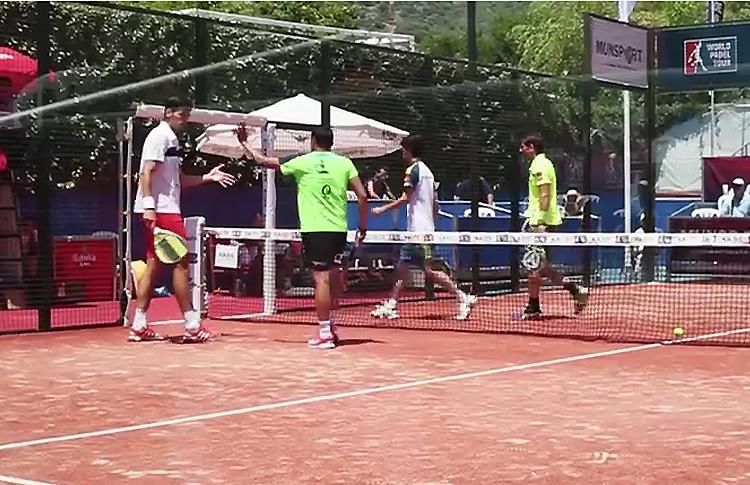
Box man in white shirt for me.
[717,177,750,217]
[131,97,236,343]
[370,135,476,320]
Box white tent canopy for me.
[655,102,750,195]
[134,103,267,127]
[196,93,409,159]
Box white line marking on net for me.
[0,327,747,453]
[0,475,56,485]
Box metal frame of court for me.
[117,105,333,324]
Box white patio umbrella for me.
[196,93,409,159]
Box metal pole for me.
[116,118,128,324]
[35,1,52,331]
[643,28,657,282]
[261,124,277,315]
[124,117,134,309]
[623,91,632,267]
[467,1,481,294]
[620,6,633,268]
[709,0,716,157]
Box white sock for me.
[184,310,201,332]
[319,320,333,338]
[132,308,147,332]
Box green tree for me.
[118,1,361,29]
[508,1,750,148]
[419,3,525,65]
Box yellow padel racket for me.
[520,220,547,272]
[153,227,189,264]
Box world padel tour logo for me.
[684,36,738,75]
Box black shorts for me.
[301,232,347,271]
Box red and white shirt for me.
[134,121,183,214]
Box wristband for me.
[141,196,155,210]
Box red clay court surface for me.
[1,321,749,484]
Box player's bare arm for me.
[538,183,551,212]
[349,176,368,244]
[239,142,281,170]
[140,160,159,230]
[372,187,411,216]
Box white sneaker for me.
[370,301,399,319]
[456,294,478,321]
[308,331,337,349]
[184,310,201,332]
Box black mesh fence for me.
[0,2,637,336]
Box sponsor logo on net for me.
[615,234,630,245]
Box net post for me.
[261,124,277,315]
[184,216,206,317]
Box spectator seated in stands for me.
[562,187,594,218]
[454,176,494,205]
[717,177,750,217]
[366,167,395,200]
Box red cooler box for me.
[54,235,116,303]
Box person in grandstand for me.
[717,177,750,217]
[367,167,395,200]
[131,96,237,343]
[239,127,368,350]
[519,134,588,320]
[370,134,477,321]
[455,176,494,205]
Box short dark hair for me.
[521,133,544,153]
[401,134,425,158]
[311,126,334,150]
[164,96,191,112]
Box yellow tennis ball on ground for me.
[673,327,685,337]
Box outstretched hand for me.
[204,164,236,188]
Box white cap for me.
[566,188,579,197]
[732,177,745,185]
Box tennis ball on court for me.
[673,327,685,337]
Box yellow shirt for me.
[525,153,562,226]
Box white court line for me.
[0,475,56,485]
[0,327,747,453]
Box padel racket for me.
[520,220,547,272]
[153,227,189,264]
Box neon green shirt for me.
[525,153,562,226]
[280,151,358,232]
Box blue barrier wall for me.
[16,184,695,240]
